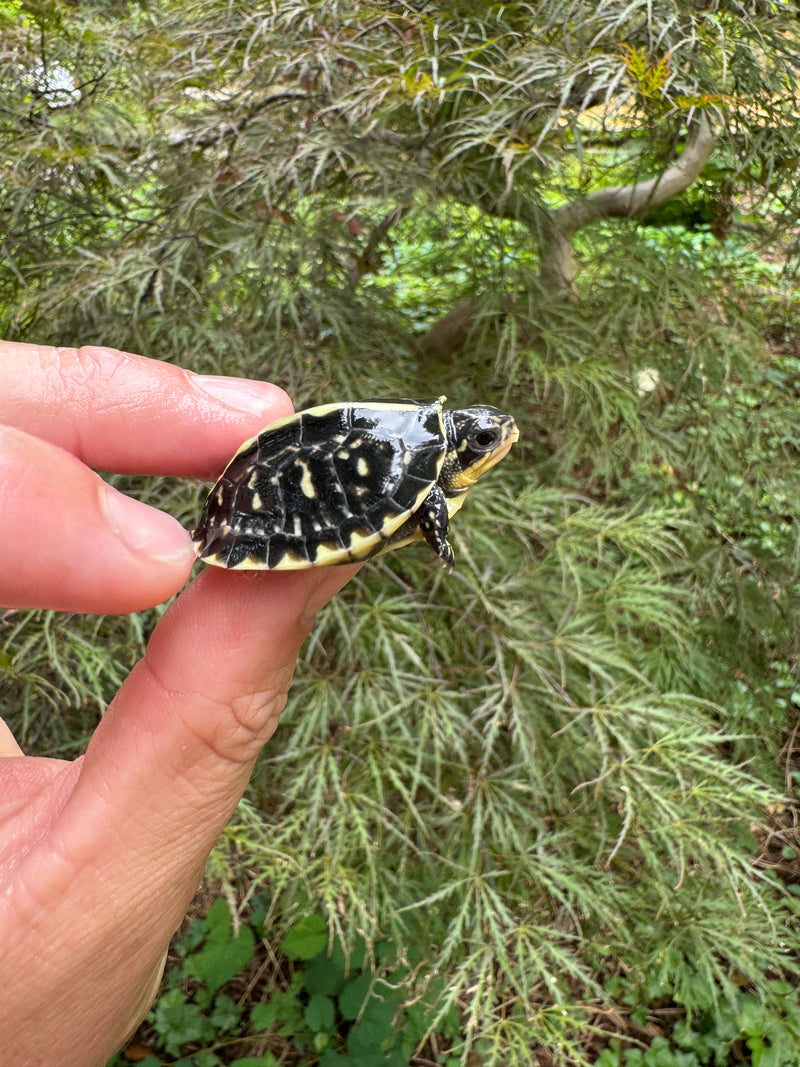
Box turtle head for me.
[440,405,519,494]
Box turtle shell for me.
[192,398,448,570]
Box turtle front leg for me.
[416,484,454,568]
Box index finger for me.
[0,342,291,479]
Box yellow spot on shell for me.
[297,459,317,498]
[346,527,382,556]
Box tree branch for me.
[556,114,715,229]
[418,116,715,359]
[540,114,715,296]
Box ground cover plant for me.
[3,2,800,1064]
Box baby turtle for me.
[192,396,518,570]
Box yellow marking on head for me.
[448,424,519,490]
[445,494,467,519]
[251,492,263,510]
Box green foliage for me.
[136,900,255,1060]
[250,931,440,1067]
[107,903,460,1066]
[597,1037,702,1067]
[181,899,256,1003]
[596,980,800,1067]
[2,0,800,371]
[282,913,329,961]
[618,44,674,106]
[6,2,800,1065]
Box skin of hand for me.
[0,342,359,1067]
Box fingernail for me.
[102,488,195,565]
[193,375,289,417]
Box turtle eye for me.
[471,428,500,450]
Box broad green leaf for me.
[283,915,328,960]
[303,953,347,997]
[183,917,255,997]
[304,992,336,1034]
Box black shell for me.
[192,398,448,570]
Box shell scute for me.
[193,398,449,569]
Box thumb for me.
[64,566,360,869]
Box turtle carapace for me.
[192,397,518,571]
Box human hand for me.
[0,342,358,1066]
